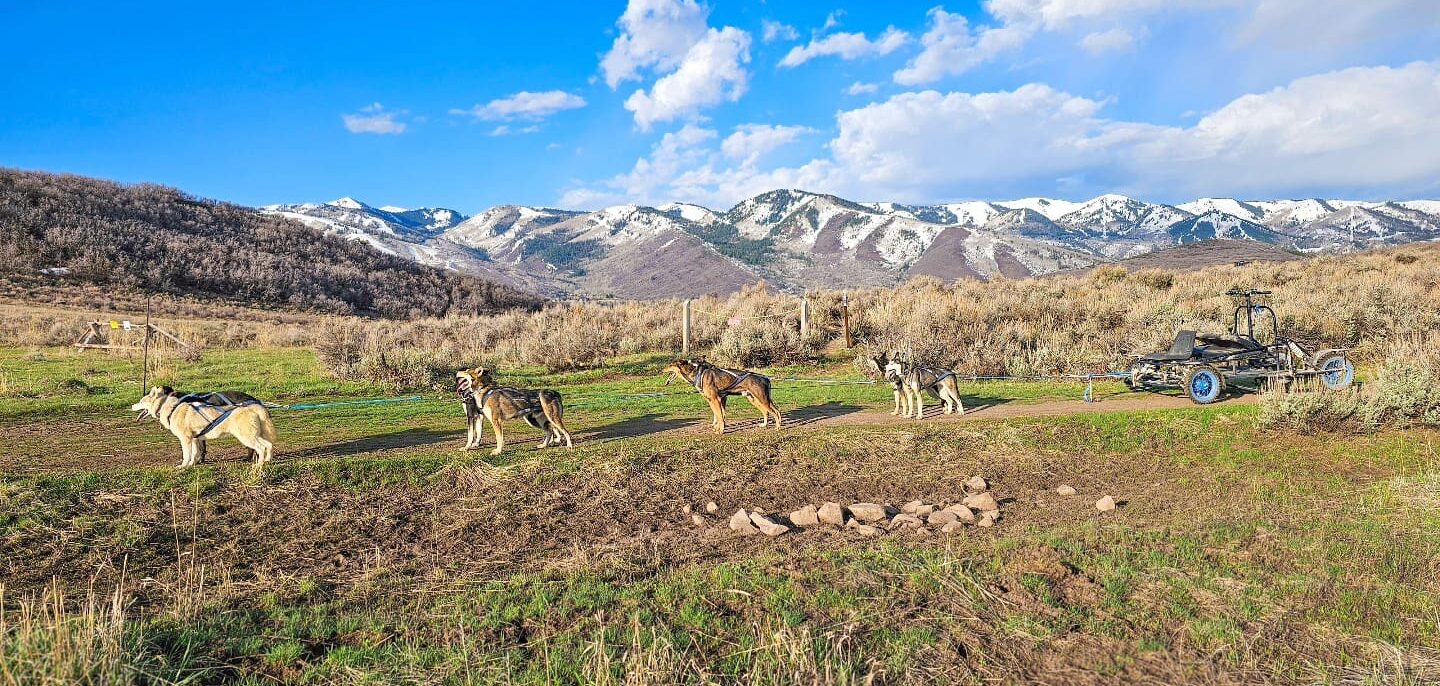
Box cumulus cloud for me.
[762,19,799,43]
[563,62,1440,206]
[893,7,1030,85]
[821,10,844,32]
[341,103,407,135]
[624,27,752,130]
[721,124,817,165]
[600,0,710,88]
[846,81,880,96]
[1079,27,1136,54]
[452,90,587,121]
[779,27,910,68]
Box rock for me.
[682,504,693,514]
[966,475,989,492]
[901,499,925,514]
[818,502,846,526]
[945,504,977,523]
[977,512,996,528]
[1095,495,1116,512]
[888,513,923,530]
[927,510,958,526]
[913,504,935,516]
[913,526,932,537]
[789,504,820,528]
[847,503,889,523]
[962,492,999,513]
[851,524,882,537]
[690,514,706,527]
[729,509,758,534]
[705,501,720,514]
[941,521,965,534]
[1056,485,1077,496]
[749,512,790,537]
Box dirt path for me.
[3,392,1255,474]
[623,392,1257,437]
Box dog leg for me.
[891,389,901,416]
[489,416,505,457]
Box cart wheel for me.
[1318,355,1354,390]
[1184,365,1225,404]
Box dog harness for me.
[158,392,259,439]
[694,366,765,395]
[471,387,544,419]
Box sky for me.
[2,0,1439,213]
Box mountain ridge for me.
[264,189,1440,299]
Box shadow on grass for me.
[288,428,461,459]
[585,413,694,441]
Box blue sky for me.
[2,1,1438,212]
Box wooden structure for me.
[74,319,192,353]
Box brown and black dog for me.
[455,367,573,455]
[663,359,782,434]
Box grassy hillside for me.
[2,345,1438,683]
[0,168,539,318]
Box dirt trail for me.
[626,392,1256,437]
[2,392,1255,473]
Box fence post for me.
[841,291,853,348]
[682,299,692,355]
[799,297,809,340]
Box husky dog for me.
[455,367,573,456]
[864,352,906,415]
[662,359,782,434]
[131,386,277,467]
[883,359,964,418]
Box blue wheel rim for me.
[1321,357,1352,388]
[1190,371,1218,401]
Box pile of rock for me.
[711,475,1004,538]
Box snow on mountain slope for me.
[262,191,1440,298]
[1178,198,1265,222]
[1167,211,1287,245]
[994,197,1083,221]
[1253,199,1339,229]
[658,202,719,225]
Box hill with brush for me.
[0,169,538,317]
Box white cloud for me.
[624,27,752,130]
[893,8,1030,85]
[600,0,710,88]
[454,90,587,121]
[821,10,844,32]
[1238,0,1440,49]
[721,124,816,165]
[563,62,1440,206]
[489,124,542,137]
[762,19,799,43]
[846,81,880,96]
[779,27,910,68]
[341,103,407,135]
[1079,27,1136,54]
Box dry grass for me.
[6,244,1438,379]
[0,581,146,686]
[1261,333,1440,433]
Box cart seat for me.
[1196,333,1264,352]
[1142,330,1196,362]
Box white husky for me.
[131,387,277,467]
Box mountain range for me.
[263,192,1440,299]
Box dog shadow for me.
[950,395,1013,416]
[288,428,461,459]
[584,413,693,441]
[783,402,864,426]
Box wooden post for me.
[141,299,151,390]
[799,297,809,340]
[682,299,692,355]
[841,291,853,348]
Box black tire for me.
[1183,365,1225,404]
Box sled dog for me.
[662,359,782,434]
[455,367,572,455]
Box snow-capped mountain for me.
[261,191,1440,299]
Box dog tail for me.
[539,390,564,425]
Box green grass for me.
[3,344,1439,684]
